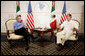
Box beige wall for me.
[1,1,84,33]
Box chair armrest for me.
[75,30,79,38]
[7,30,14,37]
[73,30,79,38]
[7,30,10,37]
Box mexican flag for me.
[50,1,57,31]
[51,1,55,12]
[16,1,22,21]
[16,1,20,13]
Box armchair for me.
[54,19,80,48]
[5,19,29,51]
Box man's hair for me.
[16,15,21,19]
[67,13,72,18]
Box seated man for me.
[56,13,79,51]
[14,15,37,48]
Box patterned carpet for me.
[1,41,84,55]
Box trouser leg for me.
[14,27,30,49]
[56,31,66,46]
[15,27,35,42]
[56,31,66,51]
[61,38,66,46]
[56,32,62,44]
[20,27,35,40]
[65,32,72,40]
[15,27,31,39]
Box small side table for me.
[31,28,53,41]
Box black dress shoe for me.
[57,44,63,51]
[25,47,29,51]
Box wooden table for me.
[31,28,53,41]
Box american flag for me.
[60,1,67,25]
[26,1,35,32]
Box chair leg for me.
[8,40,13,48]
[25,42,29,51]
[54,36,57,44]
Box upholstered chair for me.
[54,19,80,48]
[5,19,29,51]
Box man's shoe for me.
[57,44,63,51]
[25,47,29,51]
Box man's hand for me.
[57,25,61,28]
[56,25,63,32]
[24,26,28,30]
[25,26,27,28]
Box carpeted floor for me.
[1,34,84,55]
[1,41,84,55]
